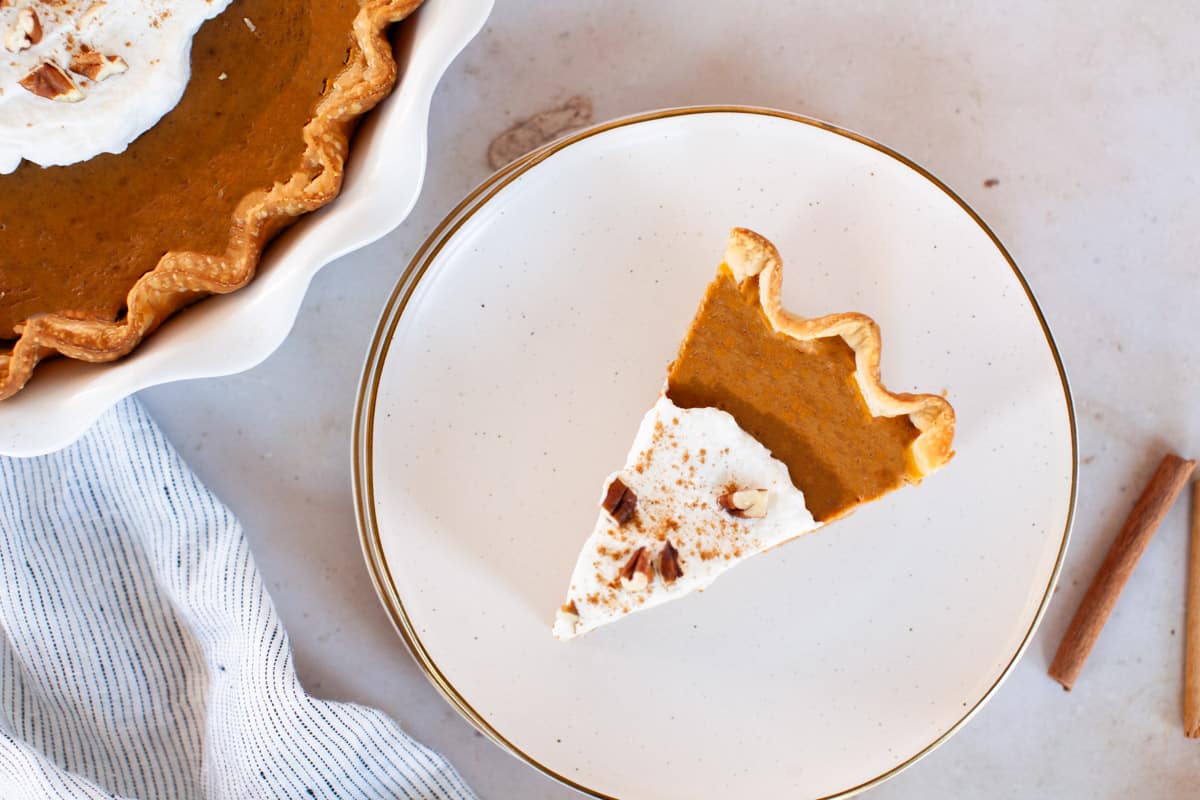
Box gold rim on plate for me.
[352,105,1078,800]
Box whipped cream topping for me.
[0,0,233,173]
[554,394,822,640]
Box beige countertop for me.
[144,2,1199,796]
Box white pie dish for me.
[0,0,493,457]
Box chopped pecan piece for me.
[719,488,769,519]
[4,7,41,53]
[553,600,580,638]
[619,546,653,591]
[601,476,637,525]
[657,540,683,584]
[69,51,127,82]
[19,62,83,102]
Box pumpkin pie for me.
[0,0,422,399]
[553,228,955,639]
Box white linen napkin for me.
[0,398,477,800]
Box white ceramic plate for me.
[355,108,1076,799]
[0,0,492,457]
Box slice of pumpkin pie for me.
[553,228,955,639]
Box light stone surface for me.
[142,2,1200,796]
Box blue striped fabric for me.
[0,399,477,800]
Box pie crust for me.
[723,227,955,483]
[0,0,422,400]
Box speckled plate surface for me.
[354,108,1076,799]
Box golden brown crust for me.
[723,227,955,477]
[0,0,423,400]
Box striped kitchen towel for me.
[0,399,476,800]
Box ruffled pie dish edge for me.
[0,0,423,400]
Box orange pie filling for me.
[0,0,363,337]
[0,0,426,401]
[666,267,921,522]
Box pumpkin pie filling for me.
[0,0,422,399]
[666,267,920,522]
[0,0,362,336]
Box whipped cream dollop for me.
[554,394,822,640]
[0,0,233,173]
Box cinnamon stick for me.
[1186,482,1200,737]
[1049,453,1196,690]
